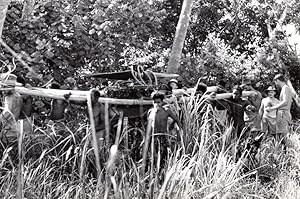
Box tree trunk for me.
[167,0,193,74]
[0,0,10,38]
[22,0,35,20]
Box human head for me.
[241,78,252,91]
[16,75,26,86]
[196,82,207,95]
[273,74,286,88]
[90,88,101,104]
[232,85,243,100]
[168,79,179,90]
[266,86,276,97]
[218,80,227,88]
[151,91,165,105]
[64,77,76,88]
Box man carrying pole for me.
[266,74,293,146]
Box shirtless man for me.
[148,91,182,167]
[149,91,181,134]
[259,86,279,136]
[266,74,293,143]
[241,79,263,133]
[227,86,255,138]
[48,82,69,122]
[89,89,105,133]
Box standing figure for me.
[48,82,69,122]
[241,79,263,133]
[148,91,182,168]
[259,86,280,136]
[89,89,105,134]
[0,74,23,141]
[227,86,255,138]
[17,76,33,119]
[17,76,33,134]
[266,74,293,143]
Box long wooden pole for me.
[12,86,256,104]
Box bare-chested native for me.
[148,91,182,167]
[48,82,69,122]
[241,78,263,134]
[266,74,293,143]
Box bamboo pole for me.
[17,120,24,199]
[10,86,257,105]
[14,86,255,102]
[86,91,102,182]
[104,102,110,147]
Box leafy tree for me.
[1,0,168,86]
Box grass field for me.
[0,97,300,199]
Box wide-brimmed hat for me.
[169,79,178,84]
[266,86,276,91]
[0,73,22,86]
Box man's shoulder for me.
[282,85,293,95]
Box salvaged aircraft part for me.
[86,70,179,80]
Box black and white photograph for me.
[0,0,300,198]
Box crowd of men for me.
[0,73,294,165]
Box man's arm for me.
[258,99,265,118]
[167,109,182,129]
[244,99,256,112]
[268,86,292,111]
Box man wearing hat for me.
[259,86,280,136]
[0,74,23,141]
[168,79,179,91]
[266,74,293,142]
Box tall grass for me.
[0,95,300,198]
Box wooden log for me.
[14,86,154,105]
[15,87,88,101]
[172,87,257,99]
[12,86,257,105]
[172,86,220,96]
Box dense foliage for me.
[1,0,299,88]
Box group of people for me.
[224,74,293,143]
[0,75,80,142]
[0,72,295,166]
[149,73,294,164]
